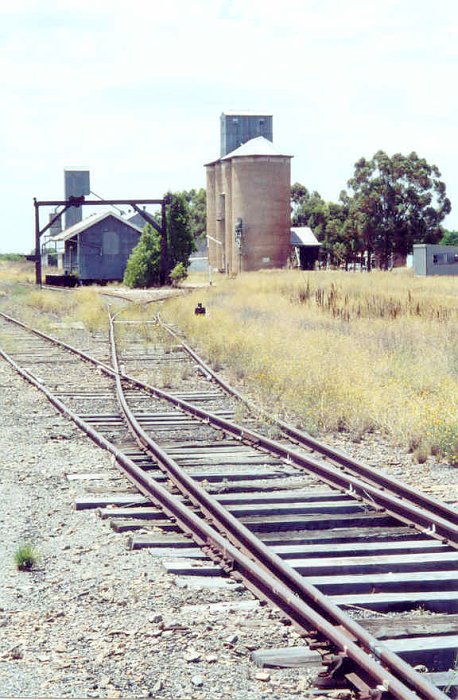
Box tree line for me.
[292,150,453,270]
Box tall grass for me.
[4,285,110,335]
[162,270,458,465]
[0,260,34,285]
[68,288,108,334]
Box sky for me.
[1,0,457,253]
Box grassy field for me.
[163,269,458,466]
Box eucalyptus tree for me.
[347,151,451,269]
[291,183,328,234]
[440,229,458,246]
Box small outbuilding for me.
[291,227,320,270]
[413,244,458,276]
[51,211,142,283]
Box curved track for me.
[0,308,457,699]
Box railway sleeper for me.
[307,569,458,595]
[383,635,458,671]
[291,550,458,576]
[333,590,458,614]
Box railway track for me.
[0,306,457,700]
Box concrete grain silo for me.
[205,136,292,274]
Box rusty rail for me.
[106,312,450,700]
[158,316,458,533]
[1,310,456,549]
[0,310,454,698]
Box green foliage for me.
[292,151,452,270]
[0,253,26,261]
[441,229,458,246]
[347,150,451,269]
[123,224,161,288]
[183,188,206,243]
[291,184,327,232]
[15,544,38,571]
[170,262,187,286]
[124,192,196,288]
[166,191,196,273]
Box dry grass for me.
[163,269,458,465]
[2,280,110,335]
[68,288,109,334]
[0,260,35,285]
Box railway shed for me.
[413,243,458,276]
[291,226,320,270]
[51,211,142,284]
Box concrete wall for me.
[206,155,291,274]
[231,156,291,272]
[413,244,458,276]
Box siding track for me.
[0,308,457,700]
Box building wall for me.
[77,216,140,281]
[413,244,458,276]
[206,164,217,265]
[206,155,291,274]
[222,161,233,271]
[220,114,273,156]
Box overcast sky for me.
[1,0,457,253]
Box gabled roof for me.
[51,211,143,242]
[291,227,320,247]
[205,136,292,166]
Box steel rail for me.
[1,309,456,549]
[0,312,451,698]
[0,336,435,700]
[106,312,452,700]
[157,316,458,530]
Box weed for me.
[413,444,430,464]
[158,364,177,389]
[14,544,38,571]
[444,653,458,696]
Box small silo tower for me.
[220,111,273,157]
[64,169,90,229]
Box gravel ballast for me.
[0,362,319,699]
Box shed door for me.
[103,230,120,255]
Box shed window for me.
[433,253,458,265]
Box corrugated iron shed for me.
[290,227,320,247]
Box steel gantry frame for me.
[33,196,169,286]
